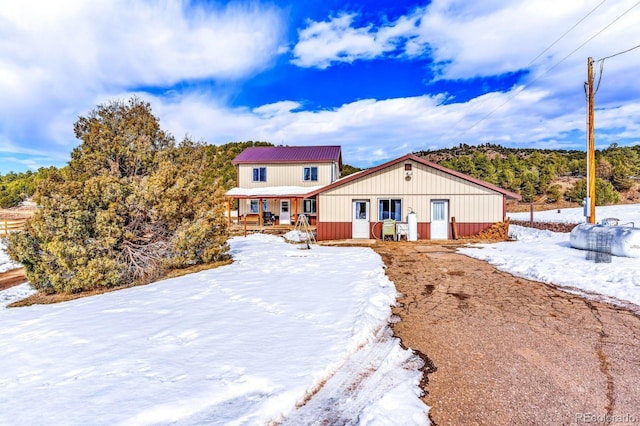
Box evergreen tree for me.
[564,178,620,205]
[546,184,562,203]
[7,98,229,294]
[0,169,40,208]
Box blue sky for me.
[1,0,640,173]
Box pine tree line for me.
[415,143,640,204]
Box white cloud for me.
[286,0,640,163]
[0,0,285,170]
[12,77,636,173]
[0,0,284,87]
[413,0,640,80]
[134,84,636,168]
[291,12,422,68]
[253,101,302,118]
[2,0,639,173]
[291,0,640,89]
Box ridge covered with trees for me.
[414,143,640,205]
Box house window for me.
[303,199,316,214]
[249,199,259,214]
[405,164,412,171]
[378,199,402,221]
[252,167,266,182]
[303,167,318,181]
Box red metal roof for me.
[232,146,342,165]
[306,154,522,200]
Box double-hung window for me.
[249,199,267,213]
[252,167,266,182]
[378,199,402,221]
[303,199,316,214]
[303,167,318,181]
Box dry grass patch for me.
[8,259,233,308]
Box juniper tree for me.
[7,97,229,294]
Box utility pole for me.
[586,57,596,224]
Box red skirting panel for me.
[316,222,352,241]
[317,221,494,241]
[454,222,493,237]
[417,223,430,240]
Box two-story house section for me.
[225,146,342,226]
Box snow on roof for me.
[232,146,342,164]
[225,185,324,198]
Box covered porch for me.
[224,186,320,228]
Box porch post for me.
[227,199,231,227]
[259,197,263,227]
[293,198,298,225]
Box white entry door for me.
[431,200,449,240]
[280,200,290,225]
[352,200,370,239]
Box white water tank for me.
[407,211,418,241]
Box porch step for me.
[229,224,310,237]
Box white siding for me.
[238,163,334,188]
[319,160,504,223]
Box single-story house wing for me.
[306,153,521,241]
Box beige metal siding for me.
[238,163,334,187]
[333,162,341,181]
[319,195,351,222]
[325,162,495,196]
[319,160,504,223]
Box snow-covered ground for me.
[0,235,428,425]
[3,204,640,425]
[0,239,21,273]
[463,204,640,309]
[508,203,640,225]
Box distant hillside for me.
[413,143,640,207]
[4,142,638,211]
[204,141,273,190]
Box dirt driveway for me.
[374,242,640,426]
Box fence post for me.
[451,216,459,240]
[243,215,247,237]
[529,203,534,226]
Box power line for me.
[525,0,608,69]
[446,0,609,135]
[453,0,640,140]
[592,42,640,95]
[597,42,640,61]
